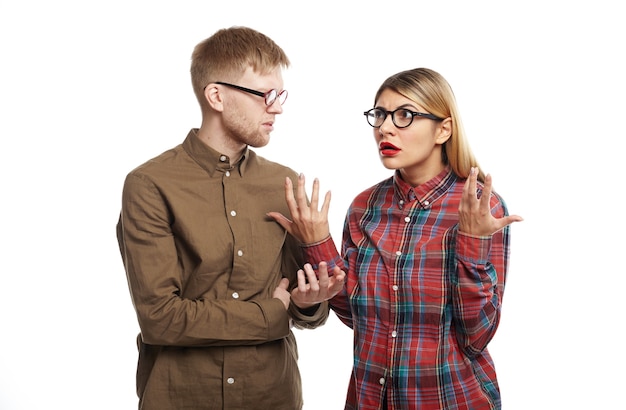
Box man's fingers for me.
[291,262,346,307]
[331,266,345,280]
[301,263,320,292]
[278,277,290,290]
[305,263,320,291]
[317,261,330,287]
[297,268,308,293]
[330,266,345,290]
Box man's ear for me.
[204,84,224,111]
[436,117,452,144]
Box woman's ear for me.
[204,84,224,112]
[435,117,452,144]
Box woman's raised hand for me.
[458,167,523,236]
[267,174,332,244]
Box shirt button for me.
[237,250,243,257]
[227,377,235,384]
[404,216,410,223]
[391,331,397,338]
[392,285,398,291]
[232,292,239,299]
[423,200,430,207]
[230,210,237,217]
[220,155,227,162]
[225,171,230,177]
[395,251,402,256]
[379,378,385,385]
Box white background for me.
[1,1,624,409]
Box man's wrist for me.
[293,303,320,316]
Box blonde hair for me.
[373,68,484,182]
[190,26,290,108]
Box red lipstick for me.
[379,141,400,156]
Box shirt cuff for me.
[456,230,491,263]
[300,236,341,271]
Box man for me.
[116,26,343,409]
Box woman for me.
[269,67,522,409]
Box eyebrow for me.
[375,103,419,110]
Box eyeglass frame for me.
[214,81,288,106]
[363,107,444,128]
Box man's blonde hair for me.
[190,26,290,108]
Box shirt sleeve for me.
[300,236,353,328]
[450,194,512,357]
[117,172,290,347]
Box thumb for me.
[266,212,293,233]
[278,277,290,290]
[497,215,524,231]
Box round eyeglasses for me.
[363,108,443,128]
[216,81,288,106]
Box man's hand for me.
[267,174,331,244]
[291,261,345,309]
[273,278,291,310]
[458,167,523,236]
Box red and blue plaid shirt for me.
[303,168,512,410]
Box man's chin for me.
[249,136,270,148]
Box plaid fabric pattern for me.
[303,168,512,410]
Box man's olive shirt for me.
[117,129,328,409]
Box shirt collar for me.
[182,128,249,177]
[393,166,456,207]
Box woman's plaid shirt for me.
[302,168,512,410]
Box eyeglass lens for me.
[365,109,414,128]
[267,89,288,106]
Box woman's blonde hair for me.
[374,68,484,182]
[190,26,290,109]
